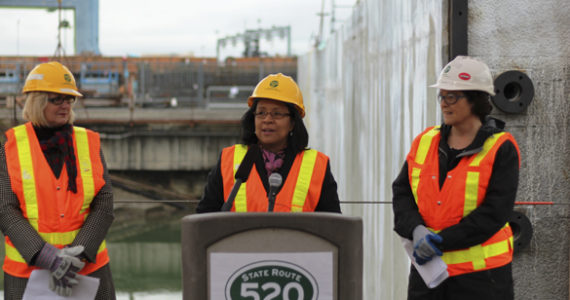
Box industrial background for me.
[0,0,568,299]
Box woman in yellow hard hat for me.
[0,62,116,299]
[392,56,520,300]
[197,73,341,213]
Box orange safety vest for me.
[407,126,520,277]
[220,144,328,212]
[3,122,109,278]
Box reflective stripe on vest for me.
[410,126,440,203]
[442,225,513,270]
[408,127,516,276]
[291,149,317,212]
[233,144,248,212]
[3,123,108,277]
[13,125,39,229]
[222,144,325,212]
[75,127,95,214]
[6,238,106,263]
[463,132,506,216]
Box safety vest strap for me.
[13,125,39,230]
[5,242,25,264]
[74,127,95,214]
[463,132,507,216]
[410,126,440,204]
[5,238,107,264]
[442,224,513,272]
[4,239,108,276]
[233,145,248,212]
[414,126,440,165]
[469,132,506,167]
[463,172,479,217]
[291,150,318,212]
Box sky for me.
[0,0,355,58]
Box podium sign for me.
[210,252,333,299]
[181,213,362,300]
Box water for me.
[108,210,186,299]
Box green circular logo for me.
[443,65,451,73]
[64,74,72,82]
[225,260,318,300]
[269,80,279,88]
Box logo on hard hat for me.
[64,74,72,82]
[458,73,471,80]
[269,80,279,88]
[444,65,451,73]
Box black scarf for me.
[35,124,78,193]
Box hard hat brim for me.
[429,82,495,96]
[59,88,83,97]
[23,87,83,97]
[248,96,305,118]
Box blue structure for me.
[80,69,121,97]
[0,0,100,55]
[0,66,21,94]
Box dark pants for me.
[407,263,514,300]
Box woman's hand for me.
[35,243,86,296]
[412,225,443,265]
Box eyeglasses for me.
[254,111,291,119]
[437,94,466,105]
[48,95,76,105]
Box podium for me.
[181,212,362,300]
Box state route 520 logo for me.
[225,260,318,300]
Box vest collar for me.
[439,116,506,158]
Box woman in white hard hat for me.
[392,56,520,300]
[197,73,341,213]
[0,62,116,299]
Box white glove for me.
[46,245,86,297]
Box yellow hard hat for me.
[22,61,83,97]
[248,73,305,117]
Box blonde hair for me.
[22,92,75,127]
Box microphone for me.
[267,173,283,212]
[221,145,260,212]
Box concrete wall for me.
[101,132,240,171]
[298,1,444,299]
[298,0,569,299]
[469,1,570,298]
[69,107,244,171]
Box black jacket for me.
[197,145,341,213]
[392,117,520,251]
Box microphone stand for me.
[267,173,283,212]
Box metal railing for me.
[0,57,298,109]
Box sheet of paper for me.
[23,269,100,300]
[401,238,449,288]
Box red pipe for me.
[515,201,554,205]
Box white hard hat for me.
[430,56,495,96]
